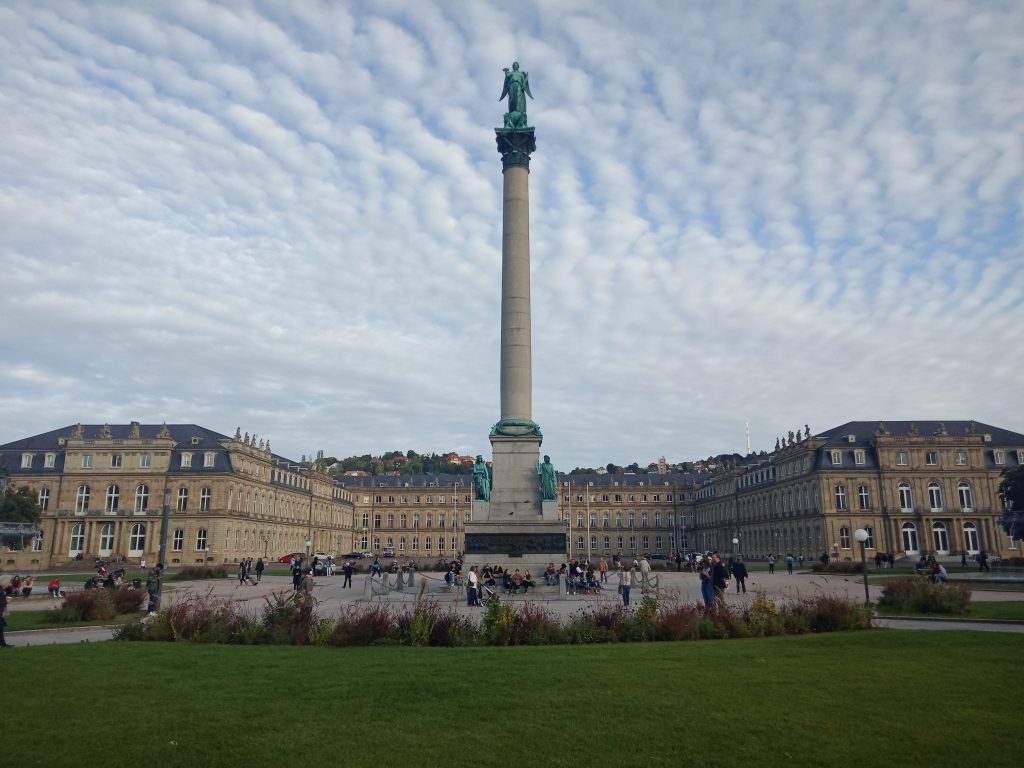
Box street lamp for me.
[854,528,870,604]
[732,536,740,557]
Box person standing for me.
[710,553,730,610]
[467,566,479,607]
[0,588,10,647]
[767,554,776,574]
[291,560,302,592]
[978,550,990,573]
[732,557,749,594]
[699,560,714,608]
[342,560,354,588]
[254,558,265,583]
[798,554,805,568]
[599,557,608,583]
[786,553,795,575]
[619,565,633,606]
[146,563,163,614]
[299,568,314,604]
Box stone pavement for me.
[5,569,1022,646]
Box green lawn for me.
[4,631,1018,767]
[4,609,142,631]
[877,600,1024,621]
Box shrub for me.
[654,600,704,641]
[58,589,117,622]
[175,565,230,580]
[746,594,784,637]
[808,595,872,632]
[329,604,396,646]
[878,577,971,615]
[110,587,147,614]
[811,561,864,574]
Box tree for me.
[997,466,1024,539]
[0,485,42,524]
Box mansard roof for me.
[0,423,231,451]
[814,420,1024,447]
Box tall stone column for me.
[500,150,533,422]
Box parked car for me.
[647,553,669,560]
[339,552,365,560]
[278,552,304,563]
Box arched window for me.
[69,523,84,554]
[603,535,610,551]
[902,522,919,554]
[963,522,979,554]
[105,484,120,513]
[135,484,149,513]
[129,523,146,556]
[577,536,585,551]
[399,537,406,552]
[932,522,949,554]
[839,527,851,549]
[928,483,943,511]
[591,535,597,550]
[898,483,913,511]
[196,528,207,550]
[99,523,114,555]
[75,484,90,514]
[958,483,973,511]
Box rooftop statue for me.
[499,61,533,129]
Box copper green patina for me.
[490,418,542,438]
[496,61,536,169]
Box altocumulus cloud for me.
[0,0,1021,467]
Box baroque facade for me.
[0,423,354,570]
[689,421,1021,561]
[2,419,1020,570]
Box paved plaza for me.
[6,567,1024,645]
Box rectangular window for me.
[614,494,622,502]
[926,451,938,466]
[111,454,122,468]
[830,450,842,465]
[181,453,193,468]
[840,527,851,549]
[439,496,445,504]
[81,454,93,468]
[200,487,212,512]
[204,452,215,468]
[858,486,870,510]
[955,450,967,466]
[994,450,1005,465]
[177,488,188,512]
[1018,450,1024,465]
[196,529,207,550]
[173,529,183,551]
[374,495,382,504]
[20,453,32,469]
[32,535,43,552]
[835,486,847,510]
[896,451,908,466]
[864,526,875,549]
[140,453,152,468]
[854,449,865,465]
[38,487,50,510]
[45,453,56,468]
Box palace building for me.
[1,419,1020,570]
[0,423,353,571]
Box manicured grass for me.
[5,631,1018,767]
[4,609,142,631]
[877,600,1024,621]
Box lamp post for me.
[854,528,870,604]
[732,536,740,557]
[156,486,171,606]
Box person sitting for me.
[502,571,514,594]
[521,570,534,594]
[482,565,496,588]
[544,562,558,585]
[510,569,524,594]
[21,575,34,598]
[934,563,949,583]
[48,578,61,598]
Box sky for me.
[1,0,1022,470]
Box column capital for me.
[495,127,536,169]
